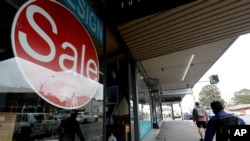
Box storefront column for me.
[130,62,140,141]
[150,90,159,129]
[171,103,175,120]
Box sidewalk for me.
[142,119,201,141]
[141,119,164,141]
[141,122,162,141]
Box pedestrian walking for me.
[204,101,246,141]
[59,111,85,141]
[193,102,208,141]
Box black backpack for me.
[216,114,240,141]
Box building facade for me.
[0,0,161,141]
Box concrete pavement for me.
[142,115,250,141]
[142,119,202,141]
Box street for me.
[79,120,103,141]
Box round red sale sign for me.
[11,0,99,109]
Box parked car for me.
[206,110,215,119]
[183,112,193,120]
[232,111,245,116]
[13,113,61,141]
[53,110,71,119]
[76,112,98,123]
[173,111,181,118]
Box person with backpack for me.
[193,102,209,141]
[59,111,85,141]
[204,101,246,141]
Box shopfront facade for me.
[0,0,161,141]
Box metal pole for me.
[171,103,174,120]
[151,91,159,129]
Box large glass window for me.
[136,71,152,140]
[0,1,104,141]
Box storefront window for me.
[136,71,152,139]
[0,1,104,141]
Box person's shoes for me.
[200,139,204,141]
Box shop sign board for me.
[11,0,99,109]
[162,88,193,95]
[63,0,103,45]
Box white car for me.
[13,113,61,140]
[232,111,245,116]
[53,110,71,119]
[76,112,98,123]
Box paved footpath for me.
[157,120,201,141]
[143,119,204,141]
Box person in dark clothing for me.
[59,111,85,141]
[204,101,246,141]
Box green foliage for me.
[198,84,225,109]
[231,89,250,104]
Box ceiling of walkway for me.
[109,0,250,101]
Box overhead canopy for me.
[113,0,250,102]
[0,58,33,92]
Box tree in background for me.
[231,88,250,105]
[198,84,225,109]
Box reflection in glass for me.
[136,70,152,140]
[0,90,104,141]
